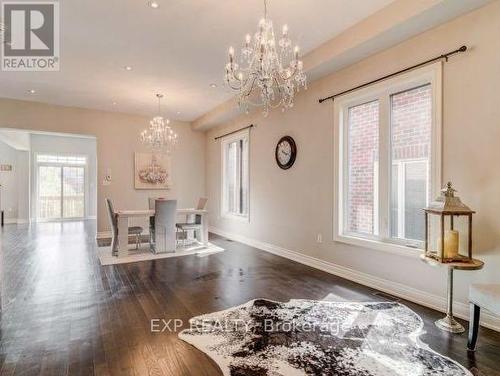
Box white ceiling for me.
[0,0,395,121]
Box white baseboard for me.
[209,226,500,332]
[2,218,28,224]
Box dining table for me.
[114,208,209,257]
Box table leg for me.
[201,214,209,247]
[435,267,465,333]
[117,216,129,258]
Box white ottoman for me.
[468,284,500,350]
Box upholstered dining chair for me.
[105,198,144,255]
[148,197,167,246]
[176,197,208,246]
[152,199,177,253]
[149,197,156,246]
[468,284,500,351]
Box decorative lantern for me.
[424,182,475,263]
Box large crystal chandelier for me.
[140,94,178,153]
[224,0,307,116]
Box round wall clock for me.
[275,136,297,170]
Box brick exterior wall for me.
[391,85,431,162]
[347,100,379,234]
[347,85,431,236]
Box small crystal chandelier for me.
[224,0,307,116]
[140,94,178,153]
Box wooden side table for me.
[420,254,484,333]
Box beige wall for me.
[0,139,20,221]
[206,2,500,320]
[0,99,205,232]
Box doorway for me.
[37,154,86,220]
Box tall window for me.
[334,63,441,251]
[221,130,249,219]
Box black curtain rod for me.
[318,45,467,104]
[214,124,254,140]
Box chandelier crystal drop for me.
[224,0,307,116]
[140,94,178,153]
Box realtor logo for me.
[1,1,59,71]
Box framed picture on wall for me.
[134,152,172,190]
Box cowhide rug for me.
[179,299,471,376]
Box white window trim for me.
[220,129,250,222]
[333,62,442,258]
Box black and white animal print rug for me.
[179,299,471,376]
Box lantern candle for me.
[437,230,459,259]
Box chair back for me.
[195,198,208,224]
[148,197,167,210]
[154,199,177,253]
[148,198,156,210]
[105,198,117,235]
[148,198,156,234]
[196,197,208,210]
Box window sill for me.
[333,234,422,259]
[221,212,250,223]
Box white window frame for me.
[333,62,442,257]
[220,129,250,221]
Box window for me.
[221,130,249,219]
[334,63,441,253]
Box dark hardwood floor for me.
[0,221,499,375]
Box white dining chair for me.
[105,198,143,255]
[176,198,208,246]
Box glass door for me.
[38,166,62,219]
[62,166,85,218]
[38,162,86,220]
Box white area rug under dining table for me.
[97,242,224,265]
